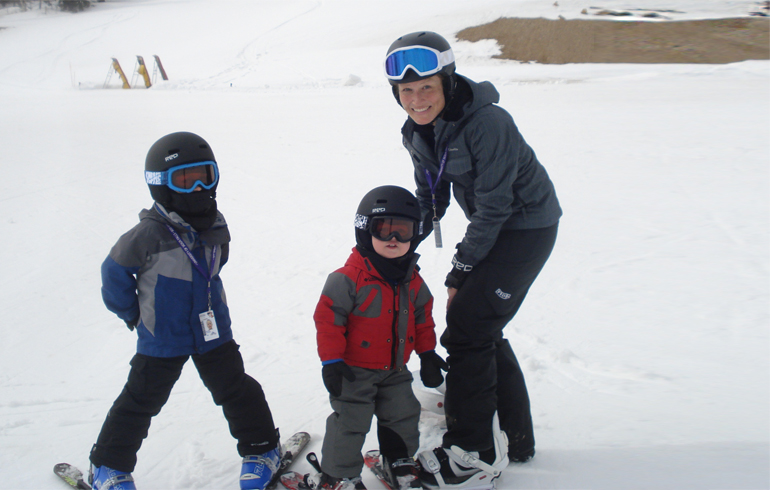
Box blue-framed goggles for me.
[384,46,455,81]
[145,161,219,193]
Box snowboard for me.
[53,463,91,489]
[412,369,446,416]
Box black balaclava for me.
[355,226,418,284]
[166,190,218,232]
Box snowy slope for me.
[0,1,768,489]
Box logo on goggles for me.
[384,46,455,81]
[145,161,219,193]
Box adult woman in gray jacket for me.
[384,31,562,489]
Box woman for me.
[384,31,562,489]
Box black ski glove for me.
[125,314,140,331]
[445,251,473,290]
[322,361,356,397]
[419,351,449,388]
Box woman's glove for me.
[322,360,356,397]
[419,351,449,388]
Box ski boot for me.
[417,414,508,489]
[240,443,282,489]
[89,464,136,490]
[306,472,367,490]
[381,455,422,489]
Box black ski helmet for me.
[145,132,217,205]
[354,185,422,252]
[385,31,457,105]
[356,185,421,224]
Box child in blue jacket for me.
[89,132,280,490]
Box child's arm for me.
[101,255,140,327]
[100,227,147,328]
[314,270,356,363]
[413,279,437,354]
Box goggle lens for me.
[169,163,217,191]
[385,47,439,79]
[370,217,416,243]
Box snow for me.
[0,0,768,488]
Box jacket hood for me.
[455,74,499,119]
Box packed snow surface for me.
[0,0,767,488]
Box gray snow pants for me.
[321,366,421,479]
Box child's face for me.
[372,236,410,259]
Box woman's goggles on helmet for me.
[369,216,418,243]
[384,46,455,81]
[145,161,219,193]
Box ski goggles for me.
[145,161,219,193]
[384,46,455,81]
[369,216,418,243]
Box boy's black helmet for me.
[355,185,421,222]
[354,185,423,254]
[385,31,456,86]
[145,132,217,204]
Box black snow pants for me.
[89,340,279,473]
[441,223,557,460]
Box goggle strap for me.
[438,49,454,68]
[145,170,167,186]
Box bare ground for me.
[457,17,769,64]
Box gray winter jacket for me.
[101,203,233,357]
[402,74,562,267]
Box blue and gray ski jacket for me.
[101,203,233,357]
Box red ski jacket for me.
[314,248,436,370]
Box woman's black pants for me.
[442,223,558,460]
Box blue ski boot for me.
[89,464,136,490]
[240,443,282,489]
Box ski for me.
[280,470,310,490]
[280,451,321,490]
[54,431,308,490]
[265,431,311,490]
[53,463,92,490]
[364,450,395,490]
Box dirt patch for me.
[457,17,769,64]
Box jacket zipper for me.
[390,283,398,370]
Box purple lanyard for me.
[424,146,450,214]
[165,224,217,310]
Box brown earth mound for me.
[457,17,769,64]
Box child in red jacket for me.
[311,186,448,490]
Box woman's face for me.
[397,75,446,125]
